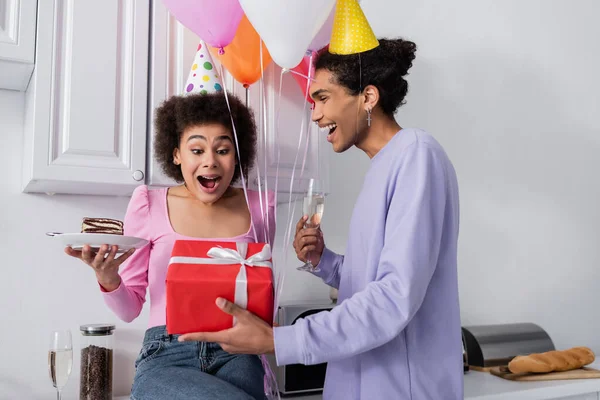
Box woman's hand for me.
[293,216,325,266]
[65,244,135,291]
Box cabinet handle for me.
[132,170,145,181]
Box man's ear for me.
[362,84,380,112]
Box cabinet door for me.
[22,0,149,196]
[0,0,37,90]
[146,0,177,187]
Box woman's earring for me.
[367,108,372,127]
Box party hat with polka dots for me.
[184,40,223,95]
[329,0,379,55]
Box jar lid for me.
[80,324,115,335]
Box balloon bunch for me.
[162,2,380,399]
[164,0,377,100]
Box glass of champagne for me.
[297,178,325,272]
[48,330,73,400]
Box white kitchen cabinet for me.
[147,1,329,202]
[145,0,201,188]
[21,1,328,198]
[21,0,149,196]
[0,0,37,90]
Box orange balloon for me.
[210,15,272,87]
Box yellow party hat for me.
[329,0,379,55]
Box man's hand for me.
[178,298,275,355]
[293,216,325,265]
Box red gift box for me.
[166,240,274,334]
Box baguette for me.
[508,347,595,374]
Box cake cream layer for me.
[81,217,124,235]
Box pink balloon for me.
[162,0,244,51]
[308,7,334,52]
[291,46,328,105]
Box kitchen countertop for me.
[114,363,600,400]
[464,363,600,400]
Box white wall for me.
[2,0,600,398]
[362,0,600,350]
[0,90,142,398]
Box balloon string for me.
[286,69,317,81]
[259,37,270,246]
[280,67,312,318]
[248,85,268,246]
[299,51,315,177]
[218,63,257,243]
[247,42,265,246]
[273,70,285,319]
[251,41,279,400]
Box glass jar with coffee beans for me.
[79,324,115,400]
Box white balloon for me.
[308,7,334,52]
[239,0,336,69]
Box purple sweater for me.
[273,128,463,399]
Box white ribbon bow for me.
[169,243,272,324]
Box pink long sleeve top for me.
[101,185,276,328]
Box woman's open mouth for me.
[197,175,222,193]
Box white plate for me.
[50,233,149,253]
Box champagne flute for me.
[297,178,325,272]
[48,330,73,400]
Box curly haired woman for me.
[66,92,274,400]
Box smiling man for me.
[178,2,463,399]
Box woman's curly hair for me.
[154,92,257,184]
[315,38,417,116]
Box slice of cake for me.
[81,217,124,235]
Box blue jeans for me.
[130,326,266,400]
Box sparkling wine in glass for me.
[49,330,73,400]
[297,178,325,272]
